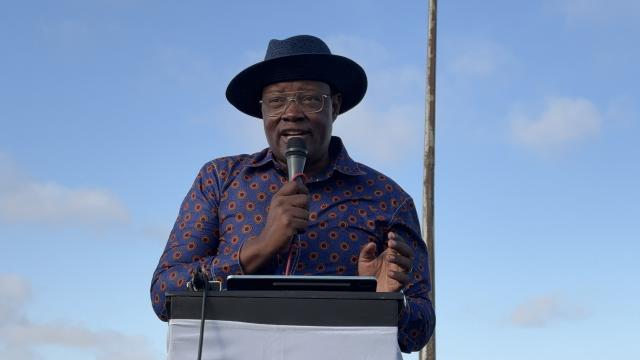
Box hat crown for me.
[265,35,332,61]
[227,34,366,118]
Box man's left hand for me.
[357,232,414,292]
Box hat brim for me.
[226,54,367,118]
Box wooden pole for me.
[420,0,437,359]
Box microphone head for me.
[285,137,307,157]
[285,137,307,182]
[189,266,209,291]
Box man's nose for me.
[281,99,305,121]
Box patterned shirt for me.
[150,137,435,352]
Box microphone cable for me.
[196,282,207,360]
[284,234,302,276]
[187,265,210,360]
[284,137,307,276]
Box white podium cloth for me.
[167,319,402,360]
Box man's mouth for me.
[280,130,310,141]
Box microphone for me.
[183,265,210,360]
[285,137,307,182]
[284,137,307,275]
[188,265,209,292]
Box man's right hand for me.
[239,180,309,274]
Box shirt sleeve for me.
[150,161,244,321]
[390,197,436,353]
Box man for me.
[150,35,435,352]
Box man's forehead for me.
[262,80,330,93]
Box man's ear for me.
[331,93,342,121]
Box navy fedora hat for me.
[226,35,367,118]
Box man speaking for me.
[150,34,435,353]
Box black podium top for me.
[166,291,403,327]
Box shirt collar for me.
[244,147,274,168]
[244,136,366,179]
[327,137,367,177]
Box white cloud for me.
[510,97,602,152]
[0,274,31,323]
[190,103,268,155]
[2,323,156,360]
[0,153,129,226]
[326,35,424,103]
[511,295,589,327]
[556,0,640,24]
[325,35,391,69]
[0,274,157,360]
[335,103,423,166]
[142,224,172,240]
[152,45,223,90]
[448,40,514,78]
[328,35,425,169]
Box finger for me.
[288,218,309,234]
[387,239,413,261]
[272,193,309,211]
[276,181,298,196]
[380,272,403,292]
[358,242,377,261]
[279,210,309,232]
[278,180,309,196]
[387,232,414,259]
[388,253,413,272]
[286,207,310,221]
[287,194,310,208]
[388,270,410,287]
[294,181,309,194]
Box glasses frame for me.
[260,92,330,118]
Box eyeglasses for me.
[260,92,329,117]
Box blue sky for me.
[1,1,639,359]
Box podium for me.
[166,290,404,360]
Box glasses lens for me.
[262,93,325,115]
[297,93,324,112]
[263,95,287,113]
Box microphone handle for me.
[287,154,306,182]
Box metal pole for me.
[420,0,437,359]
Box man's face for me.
[261,80,342,174]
